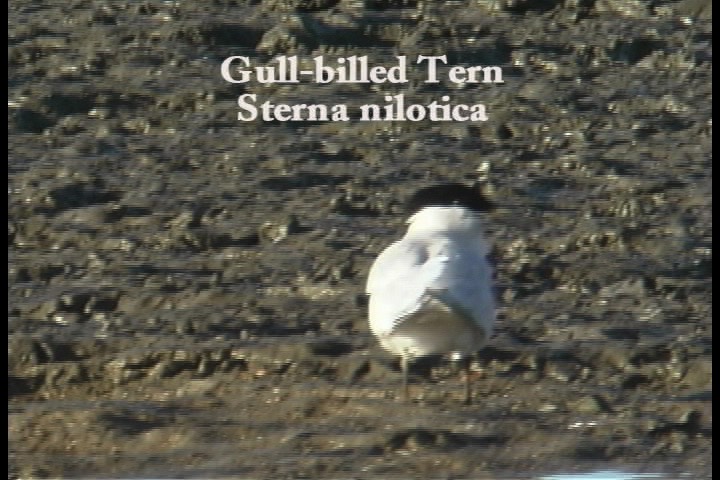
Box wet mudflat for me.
[8,1,711,478]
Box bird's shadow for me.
[381,354,459,379]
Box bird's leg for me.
[401,355,410,401]
[461,356,473,405]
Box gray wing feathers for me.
[366,241,440,329]
[367,239,494,336]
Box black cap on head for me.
[406,183,494,215]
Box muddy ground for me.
[8,0,712,478]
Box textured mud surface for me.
[8,1,712,478]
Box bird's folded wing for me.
[366,240,450,329]
[367,239,494,334]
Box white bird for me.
[366,183,495,403]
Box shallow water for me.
[539,470,684,480]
